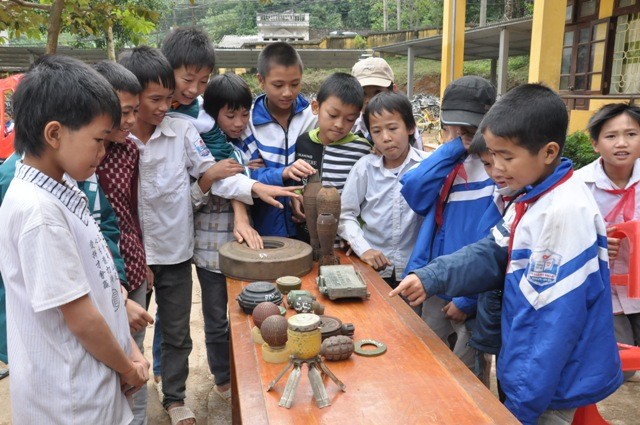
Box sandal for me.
[166,404,196,425]
[212,383,231,403]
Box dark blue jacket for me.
[401,137,496,314]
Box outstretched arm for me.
[390,235,507,305]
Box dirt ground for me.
[0,266,638,424]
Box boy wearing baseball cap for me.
[399,76,497,375]
[351,57,421,149]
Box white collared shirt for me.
[338,147,428,279]
[131,116,255,265]
[0,162,132,425]
[576,158,640,314]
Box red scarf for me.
[508,170,574,261]
[435,163,468,227]
[604,182,637,223]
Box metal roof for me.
[374,17,533,61]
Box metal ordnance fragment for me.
[316,265,370,300]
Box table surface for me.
[226,252,518,425]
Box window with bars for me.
[560,20,609,94]
[611,13,640,94]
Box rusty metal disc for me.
[219,237,313,281]
[319,315,342,340]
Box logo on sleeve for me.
[526,249,562,287]
[194,138,210,157]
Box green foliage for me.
[0,0,164,49]
[563,131,599,170]
[354,34,367,49]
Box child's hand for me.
[251,182,301,209]
[291,197,305,222]
[247,158,265,169]
[129,342,150,390]
[205,158,245,182]
[120,362,147,394]
[234,219,263,250]
[607,226,621,260]
[146,266,154,292]
[442,301,468,323]
[126,299,154,334]
[361,249,392,271]
[282,159,316,182]
[389,274,426,306]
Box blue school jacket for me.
[400,137,495,314]
[236,94,317,237]
[415,159,623,425]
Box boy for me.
[93,59,154,424]
[184,72,265,402]
[240,41,317,237]
[400,76,497,370]
[292,72,372,243]
[0,55,147,424]
[162,28,264,401]
[294,72,372,194]
[392,84,622,425]
[350,56,421,149]
[338,91,427,287]
[119,46,296,424]
[576,103,640,380]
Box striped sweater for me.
[295,128,373,194]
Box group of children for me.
[0,26,636,425]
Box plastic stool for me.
[608,220,640,299]
[571,404,608,425]
[572,343,640,425]
[618,343,640,372]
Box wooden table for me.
[227,252,518,425]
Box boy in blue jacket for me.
[239,42,317,237]
[400,76,496,370]
[392,84,623,425]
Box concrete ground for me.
[0,267,638,424]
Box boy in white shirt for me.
[576,103,640,379]
[118,46,297,425]
[0,55,147,425]
[339,92,428,287]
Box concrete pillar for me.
[528,0,568,90]
[480,0,487,26]
[497,28,509,95]
[490,58,497,87]
[407,46,415,98]
[441,0,466,97]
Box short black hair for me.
[479,83,568,154]
[203,73,252,121]
[93,60,142,95]
[13,55,120,157]
[468,130,488,156]
[363,91,415,133]
[257,42,303,78]
[118,46,175,91]
[161,26,215,72]
[316,72,364,110]
[588,103,640,141]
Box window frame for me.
[614,0,640,17]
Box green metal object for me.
[354,339,387,357]
[316,265,370,301]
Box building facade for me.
[560,0,640,131]
[257,12,310,42]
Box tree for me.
[0,0,163,57]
